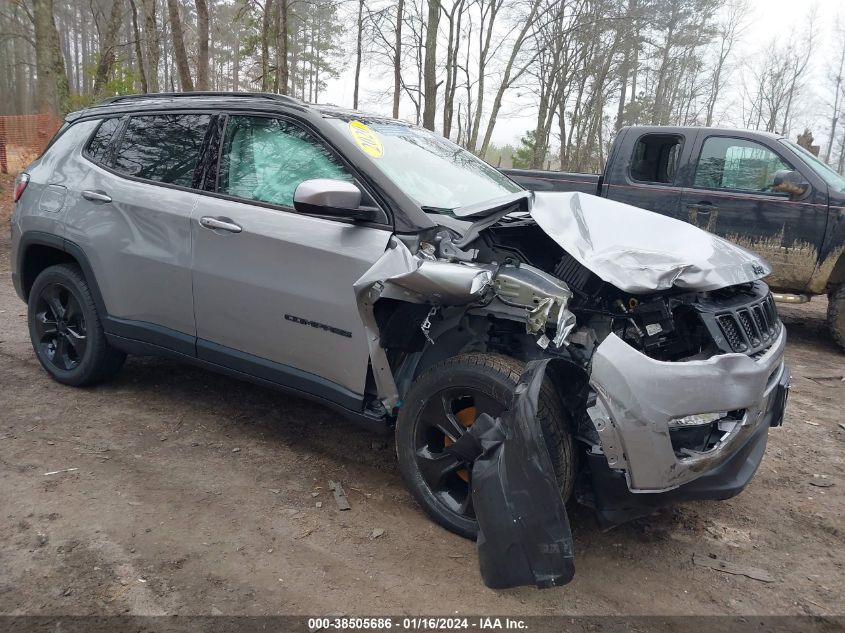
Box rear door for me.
[602,130,696,215]
[679,135,827,292]
[66,113,211,352]
[191,114,392,404]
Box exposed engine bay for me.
[353,191,790,589]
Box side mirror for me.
[293,179,374,221]
[771,170,809,196]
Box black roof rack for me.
[92,91,301,107]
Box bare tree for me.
[141,0,160,91]
[166,0,194,91]
[93,0,123,94]
[33,0,68,114]
[422,0,440,130]
[824,18,845,163]
[353,0,365,108]
[704,0,748,125]
[196,0,210,90]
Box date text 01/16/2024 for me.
[306,617,528,630]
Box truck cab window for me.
[694,137,791,194]
[630,134,682,184]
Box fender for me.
[15,231,107,316]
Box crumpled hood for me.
[530,191,771,293]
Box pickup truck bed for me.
[500,169,599,194]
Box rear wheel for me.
[396,352,575,538]
[829,284,845,352]
[27,264,125,386]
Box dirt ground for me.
[0,173,843,618]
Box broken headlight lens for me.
[668,412,727,427]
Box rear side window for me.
[85,117,121,164]
[112,114,211,187]
[630,134,683,184]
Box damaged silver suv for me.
[11,93,789,586]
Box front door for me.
[191,115,392,404]
[680,135,828,292]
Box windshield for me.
[782,140,845,193]
[327,117,522,212]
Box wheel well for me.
[828,251,845,290]
[21,245,77,300]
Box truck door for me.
[679,134,827,292]
[602,131,695,216]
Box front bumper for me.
[586,326,788,494]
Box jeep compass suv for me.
[10,92,789,544]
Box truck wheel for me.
[395,352,575,539]
[828,284,845,351]
[27,263,126,386]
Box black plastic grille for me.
[717,315,746,352]
[712,293,780,355]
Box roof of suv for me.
[65,91,396,125]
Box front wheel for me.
[395,352,575,539]
[829,284,845,351]
[27,263,126,386]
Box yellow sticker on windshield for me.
[349,120,384,158]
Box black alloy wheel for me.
[412,387,506,520]
[32,282,88,371]
[27,263,125,386]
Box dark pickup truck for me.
[503,126,845,350]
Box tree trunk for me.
[142,0,160,91]
[392,0,404,118]
[129,0,149,92]
[353,0,364,108]
[825,39,845,162]
[478,0,541,158]
[167,0,194,91]
[196,0,210,90]
[33,0,69,114]
[261,0,274,91]
[278,0,289,94]
[93,0,123,95]
[422,0,440,130]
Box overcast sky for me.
[322,0,843,151]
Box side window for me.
[218,115,352,208]
[630,134,683,184]
[112,114,211,187]
[694,137,791,194]
[85,117,121,164]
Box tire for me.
[828,284,845,352]
[27,263,126,386]
[396,352,575,539]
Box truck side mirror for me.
[293,179,376,221]
[770,170,809,197]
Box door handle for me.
[688,202,717,213]
[81,190,112,203]
[199,216,242,233]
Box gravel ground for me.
[0,173,843,618]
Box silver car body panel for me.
[587,327,787,492]
[192,195,391,396]
[530,191,772,293]
[64,154,200,336]
[9,120,97,249]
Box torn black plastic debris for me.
[447,359,575,589]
